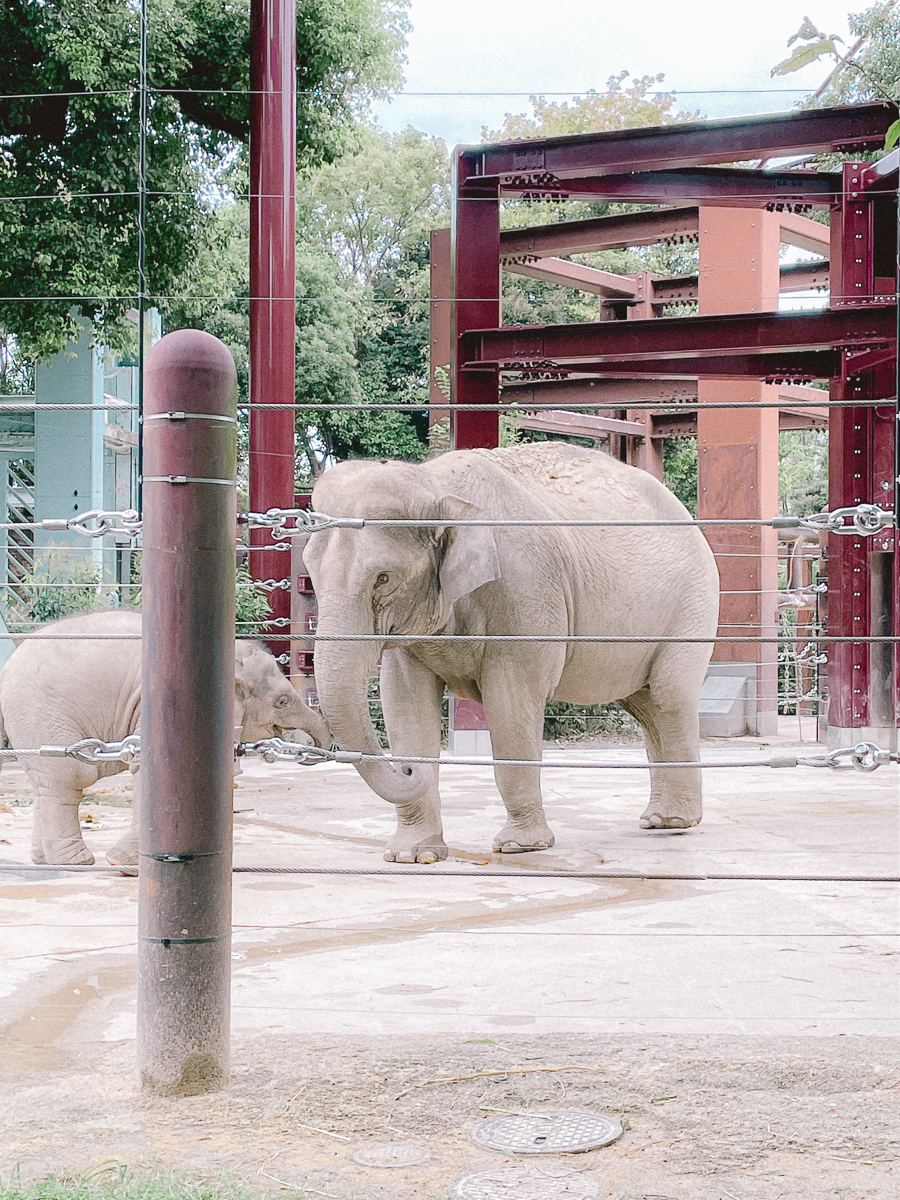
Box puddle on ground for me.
[0,961,134,1079]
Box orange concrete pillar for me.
[697,208,781,736]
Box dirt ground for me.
[2,1031,899,1199]
[1,723,898,1199]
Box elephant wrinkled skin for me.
[304,443,720,864]
[0,610,330,866]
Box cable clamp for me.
[783,504,896,537]
[41,509,143,538]
[143,412,237,424]
[142,475,235,486]
[237,508,366,536]
[40,735,141,765]
[803,741,897,772]
[241,737,336,766]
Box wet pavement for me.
[1,719,897,1061]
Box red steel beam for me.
[462,307,895,366]
[249,0,296,641]
[472,103,896,178]
[492,166,841,208]
[500,207,700,258]
[497,352,838,379]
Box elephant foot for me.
[106,843,139,868]
[492,819,555,854]
[639,801,701,830]
[41,838,95,866]
[31,845,46,865]
[383,831,448,865]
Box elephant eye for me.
[375,572,389,586]
[274,694,290,708]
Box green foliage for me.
[771,17,845,77]
[0,1170,326,1200]
[0,0,408,360]
[235,564,274,629]
[16,553,113,624]
[795,2,900,109]
[779,429,829,517]
[482,72,698,141]
[543,701,640,741]
[662,438,698,516]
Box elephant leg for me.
[379,650,446,865]
[106,764,140,867]
[482,669,554,854]
[29,770,96,865]
[622,680,702,830]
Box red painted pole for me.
[451,149,500,449]
[250,0,296,640]
[138,329,237,1095]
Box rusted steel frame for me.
[491,167,841,208]
[138,330,237,1096]
[500,207,700,258]
[451,149,500,448]
[517,410,648,439]
[828,164,898,734]
[779,261,830,292]
[249,0,296,649]
[472,103,897,178]
[779,211,832,254]
[501,377,699,405]
[462,307,895,366]
[505,257,638,297]
[497,352,838,379]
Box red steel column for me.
[827,163,897,745]
[250,0,296,638]
[138,330,237,1095]
[451,150,500,448]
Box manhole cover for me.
[351,1141,430,1168]
[469,1110,622,1155]
[449,1165,600,1199]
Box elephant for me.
[303,442,720,864]
[0,609,330,867]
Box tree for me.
[296,126,449,466]
[772,3,899,113]
[0,0,408,360]
[482,71,698,142]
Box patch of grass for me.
[0,1169,329,1200]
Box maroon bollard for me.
[137,329,237,1096]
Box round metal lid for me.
[449,1165,600,1199]
[350,1141,430,1168]
[469,1109,622,1155]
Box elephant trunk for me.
[313,607,428,805]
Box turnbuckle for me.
[40,509,143,539]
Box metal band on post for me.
[138,329,237,1096]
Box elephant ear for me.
[436,494,501,608]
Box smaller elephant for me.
[0,609,330,867]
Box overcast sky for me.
[372,0,862,148]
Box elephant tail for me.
[0,697,6,774]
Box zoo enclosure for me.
[410,105,899,751]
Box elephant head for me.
[234,639,330,746]
[303,460,500,802]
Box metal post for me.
[249,0,296,649]
[138,329,237,1096]
[451,150,500,449]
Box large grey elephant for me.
[0,609,330,866]
[304,443,720,864]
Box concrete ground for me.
[0,721,897,1198]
